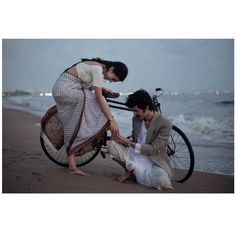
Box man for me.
[107,89,173,190]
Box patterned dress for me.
[52,63,108,152]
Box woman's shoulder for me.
[76,62,102,74]
[80,62,103,72]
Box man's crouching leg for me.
[107,140,134,182]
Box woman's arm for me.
[94,86,119,135]
[102,87,113,94]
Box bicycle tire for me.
[40,130,102,168]
[168,125,195,183]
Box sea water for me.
[3,92,234,176]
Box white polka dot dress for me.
[52,72,108,152]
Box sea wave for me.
[3,95,234,144]
[2,95,55,117]
[169,114,234,144]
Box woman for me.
[52,58,128,176]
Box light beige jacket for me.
[132,112,173,178]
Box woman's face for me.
[104,66,119,83]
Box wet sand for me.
[2,108,234,193]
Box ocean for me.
[3,92,234,176]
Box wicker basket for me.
[41,105,64,150]
[41,105,109,155]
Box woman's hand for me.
[114,135,129,146]
[109,119,119,136]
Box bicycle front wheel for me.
[168,125,195,183]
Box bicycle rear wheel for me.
[40,131,101,167]
[168,125,195,183]
[40,105,102,167]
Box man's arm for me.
[114,118,172,156]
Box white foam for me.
[169,114,233,144]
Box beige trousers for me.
[107,140,135,172]
[107,140,173,190]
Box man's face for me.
[132,105,147,120]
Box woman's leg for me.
[68,153,90,176]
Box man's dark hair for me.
[125,89,154,111]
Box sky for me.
[2,39,234,94]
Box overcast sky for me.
[2,39,234,93]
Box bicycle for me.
[40,88,195,183]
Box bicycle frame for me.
[40,89,194,183]
[106,98,132,111]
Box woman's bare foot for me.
[68,153,90,176]
[68,168,90,176]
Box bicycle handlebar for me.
[102,90,120,99]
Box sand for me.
[2,108,234,193]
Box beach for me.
[2,108,234,193]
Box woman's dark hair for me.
[125,89,154,111]
[81,58,128,81]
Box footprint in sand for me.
[32,172,43,181]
